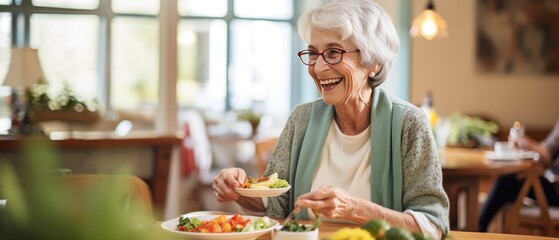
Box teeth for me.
[320,78,342,85]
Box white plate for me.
[485,151,536,161]
[161,214,279,240]
[235,186,291,197]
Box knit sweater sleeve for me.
[400,106,450,235]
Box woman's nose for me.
[313,56,330,72]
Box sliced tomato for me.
[240,218,252,227]
[256,176,270,182]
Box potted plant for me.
[447,113,499,148]
[236,110,263,137]
[29,83,100,124]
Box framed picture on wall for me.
[475,0,559,75]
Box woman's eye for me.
[325,49,341,57]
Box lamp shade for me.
[410,1,448,40]
[3,47,46,89]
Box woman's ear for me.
[372,64,382,74]
[369,64,382,78]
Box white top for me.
[307,121,441,239]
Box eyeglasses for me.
[297,48,360,66]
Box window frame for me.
[1,0,317,131]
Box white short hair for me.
[298,0,400,87]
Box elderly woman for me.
[212,0,449,238]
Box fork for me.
[311,209,322,230]
[282,206,301,226]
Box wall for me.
[410,0,559,130]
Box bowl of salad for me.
[272,221,319,240]
[160,213,278,240]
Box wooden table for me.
[440,147,536,232]
[0,130,182,217]
[153,219,558,240]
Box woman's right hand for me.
[517,135,537,151]
[212,168,247,202]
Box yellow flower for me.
[332,227,375,240]
[429,110,439,129]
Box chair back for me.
[53,174,154,217]
[254,137,278,176]
[504,164,559,236]
[179,110,213,175]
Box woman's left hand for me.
[295,185,358,219]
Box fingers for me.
[295,186,335,215]
[295,186,353,218]
[229,168,247,187]
[298,185,336,200]
[212,168,246,202]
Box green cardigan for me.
[264,88,449,234]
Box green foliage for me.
[28,82,97,112]
[236,110,262,123]
[447,113,499,147]
[0,140,158,240]
[362,218,390,239]
[384,227,415,240]
[281,221,315,232]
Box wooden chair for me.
[254,137,278,176]
[52,174,154,217]
[503,164,559,236]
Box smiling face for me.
[307,27,375,106]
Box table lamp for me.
[2,47,46,133]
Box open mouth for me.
[319,78,342,89]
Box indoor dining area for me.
[1,0,559,239]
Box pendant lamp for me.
[410,0,448,40]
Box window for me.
[0,12,10,83]
[178,0,227,17]
[234,0,293,19]
[30,14,99,100]
[229,20,292,119]
[32,0,98,9]
[2,0,303,131]
[177,20,227,112]
[112,0,159,15]
[111,17,159,110]
[0,12,10,131]
[177,0,296,120]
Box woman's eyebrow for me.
[307,43,343,50]
[325,43,343,48]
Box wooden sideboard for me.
[0,131,182,219]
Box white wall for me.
[410,0,559,129]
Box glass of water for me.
[508,121,525,148]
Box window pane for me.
[112,0,159,15]
[0,13,10,129]
[177,19,227,112]
[30,14,99,101]
[32,0,99,9]
[0,0,11,5]
[234,0,292,19]
[178,0,227,17]
[111,17,159,111]
[0,13,10,84]
[230,20,291,119]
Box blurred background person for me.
[479,119,559,232]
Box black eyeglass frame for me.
[297,48,360,66]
